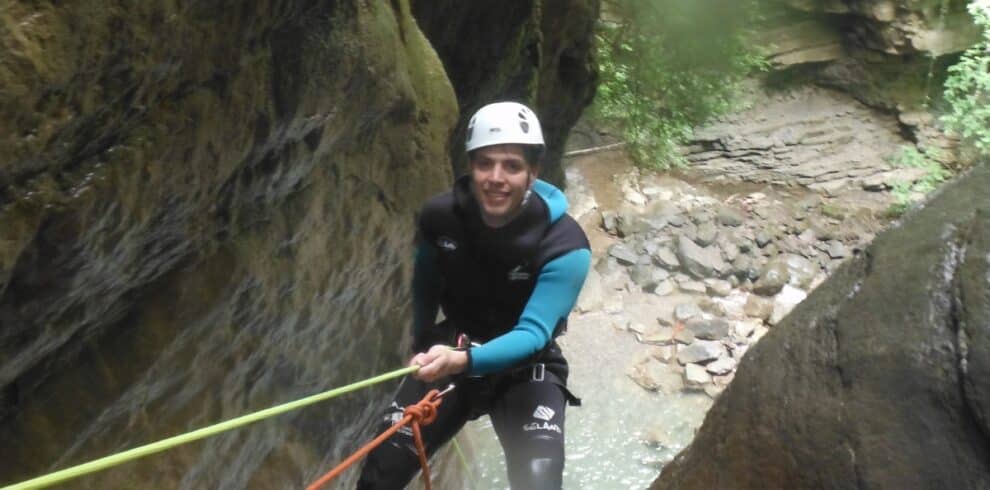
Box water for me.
[458,312,711,489]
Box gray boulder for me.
[686,319,731,340]
[616,210,652,237]
[695,222,719,247]
[630,265,660,291]
[676,340,725,364]
[653,247,681,269]
[752,260,790,296]
[677,235,728,279]
[608,243,640,265]
[781,253,818,289]
[716,207,745,227]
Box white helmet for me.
[464,102,545,153]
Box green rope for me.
[450,437,477,490]
[2,365,419,490]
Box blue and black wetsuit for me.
[357,176,590,490]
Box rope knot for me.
[404,389,441,425]
[307,383,452,490]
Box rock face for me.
[651,162,990,489]
[782,0,982,56]
[411,0,599,186]
[0,1,597,488]
[698,0,981,185]
[684,85,909,189]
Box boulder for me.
[677,235,728,279]
[781,253,819,289]
[654,280,676,296]
[601,211,619,233]
[826,240,850,259]
[753,260,791,296]
[705,279,734,297]
[608,243,640,265]
[686,319,731,340]
[716,207,745,227]
[616,210,652,237]
[676,340,725,365]
[653,247,681,269]
[630,265,660,291]
[695,222,719,247]
[705,357,738,376]
[684,363,712,387]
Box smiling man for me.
[356,102,591,490]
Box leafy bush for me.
[885,145,951,216]
[942,2,990,158]
[591,0,767,169]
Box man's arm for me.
[467,248,591,376]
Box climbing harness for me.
[1,365,420,490]
[306,383,454,490]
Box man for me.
[357,101,591,489]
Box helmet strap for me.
[521,173,535,207]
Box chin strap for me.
[521,173,535,207]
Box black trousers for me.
[356,368,569,489]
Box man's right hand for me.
[410,345,469,382]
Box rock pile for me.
[591,169,885,398]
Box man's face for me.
[469,144,537,228]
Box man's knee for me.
[508,455,563,490]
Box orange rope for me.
[306,389,444,490]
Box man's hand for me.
[410,345,469,382]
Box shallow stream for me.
[462,314,711,489]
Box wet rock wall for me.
[0,1,597,487]
[0,1,457,486]
[411,0,599,186]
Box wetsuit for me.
[357,176,591,490]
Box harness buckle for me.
[532,363,545,382]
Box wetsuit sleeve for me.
[411,237,442,351]
[467,248,591,375]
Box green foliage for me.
[591,0,767,169]
[885,145,951,216]
[942,3,990,158]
